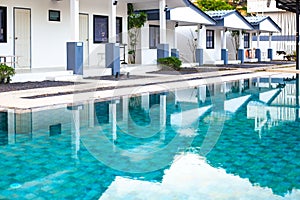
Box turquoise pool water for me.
[0,77,300,199]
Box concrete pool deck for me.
[0,63,297,111]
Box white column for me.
[122,96,129,122]
[239,80,244,93]
[197,24,202,48]
[141,93,150,112]
[257,31,260,48]
[222,29,227,49]
[109,0,117,43]
[174,89,178,104]
[197,85,206,103]
[160,94,166,140]
[70,0,80,41]
[122,96,129,132]
[269,33,272,48]
[72,109,80,159]
[7,109,15,144]
[201,25,206,49]
[160,94,167,128]
[159,0,167,43]
[249,32,253,49]
[222,82,227,93]
[173,23,177,48]
[110,102,117,142]
[257,77,260,88]
[239,30,244,49]
[88,100,95,128]
[249,78,253,89]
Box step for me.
[12,70,73,83]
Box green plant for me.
[0,63,15,84]
[157,57,182,71]
[127,3,147,64]
[195,0,234,11]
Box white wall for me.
[0,0,128,69]
[260,12,295,56]
[247,0,284,13]
[135,20,177,65]
[176,26,197,63]
[81,0,128,67]
[136,22,158,65]
[0,0,71,68]
[251,33,283,60]
[177,26,223,64]
[204,28,222,64]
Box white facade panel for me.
[260,19,280,32]
[204,29,222,64]
[0,0,128,69]
[224,13,252,30]
[247,0,284,13]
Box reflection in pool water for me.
[0,75,299,199]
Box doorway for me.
[79,13,89,66]
[14,8,31,69]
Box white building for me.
[0,0,202,73]
[0,0,284,80]
[247,0,296,58]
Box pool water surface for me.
[0,76,300,199]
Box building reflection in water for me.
[0,74,299,197]
[1,74,299,147]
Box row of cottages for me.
[0,0,281,73]
[247,0,296,58]
[176,10,281,65]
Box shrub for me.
[0,64,15,84]
[157,57,182,71]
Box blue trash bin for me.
[67,42,83,75]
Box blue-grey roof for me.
[245,16,269,25]
[206,10,236,20]
[205,10,253,30]
[245,16,282,32]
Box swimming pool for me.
[0,75,299,199]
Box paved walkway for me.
[0,63,296,111]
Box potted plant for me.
[0,63,15,84]
[127,3,147,64]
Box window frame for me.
[48,10,61,22]
[0,6,7,43]
[149,25,160,49]
[116,17,122,44]
[244,32,250,49]
[206,30,214,49]
[93,15,109,43]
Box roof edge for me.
[181,0,216,24]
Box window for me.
[149,25,160,49]
[0,7,7,43]
[94,15,108,43]
[206,30,214,49]
[49,10,60,22]
[244,33,250,48]
[116,17,122,43]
